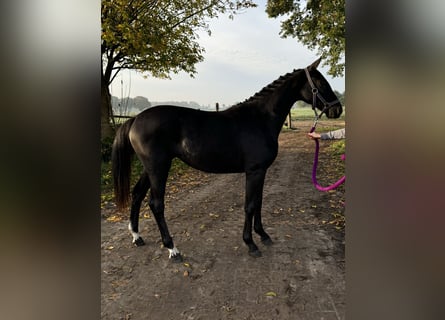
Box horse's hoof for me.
[248,249,262,258]
[170,253,183,263]
[133,237,145,247]
[262,238,273,246]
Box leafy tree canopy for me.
[266,0,345,77]
[102,0,256,84]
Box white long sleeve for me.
[320,128,345,140]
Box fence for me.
[112,114,133,125]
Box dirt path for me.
[101,121,345,320]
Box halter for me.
[304,68,345,192]
[304,67,340,122]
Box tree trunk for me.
[101,77,115,139]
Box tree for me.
[101,0,256,138]
[133,96,151,112]
[334,90,345,106]
[266,0,345,77]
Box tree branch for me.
[109,69,122,85]
[170,1,218,30]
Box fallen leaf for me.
[106,215,122,222]
[265,291,277,297]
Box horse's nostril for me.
[334,107,342,117]
[327,107,342,118]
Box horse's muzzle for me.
[326,104,343,119]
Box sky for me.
[110,1,345,107]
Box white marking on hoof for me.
[128,222,140,242]
[168,247,180,258]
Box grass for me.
[329,139,346,156]
[291,107,346,121]
[324,138,346,231]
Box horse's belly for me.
[178,139,243,173]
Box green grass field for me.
[290,107,346,121]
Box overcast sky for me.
[110,1,345,107]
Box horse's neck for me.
[231,70,305,137]
[268,84,302,135]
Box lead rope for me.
[304,67,345,191]
[309,115,345,192]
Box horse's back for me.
[131,105,223,144]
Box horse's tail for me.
[112,117,136,210]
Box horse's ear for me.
[308,57,322,70]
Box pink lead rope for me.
[304,67,345,191]
[309,125,345,191]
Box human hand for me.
[307,132,321,140]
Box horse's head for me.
[301,58,343,119]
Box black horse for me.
[112,58,342,262]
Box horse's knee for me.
[244,201,259,215]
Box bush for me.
[101,137,114,162]
[329,140,345,156]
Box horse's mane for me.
[230,68,302,109]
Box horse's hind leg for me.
[147,158,183,263]
[129,171,150,246]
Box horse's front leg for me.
[243,169,271,257]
